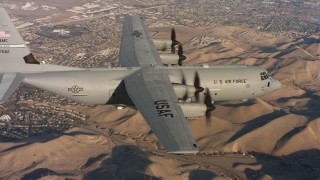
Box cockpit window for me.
[260,72,269,80]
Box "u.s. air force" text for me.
[213,79,247,84]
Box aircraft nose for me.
[271,80,281,91]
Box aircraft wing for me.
[124,66,198,153]
[119,15,198,153]
[119,15,163,67]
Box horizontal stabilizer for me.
[0,73,23,104]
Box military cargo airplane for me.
[0,8,281,153]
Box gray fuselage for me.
[23,65,281,106]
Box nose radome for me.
[272,80,281,91]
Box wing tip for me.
[167,149,199,154]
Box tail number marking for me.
[0,50,9,53]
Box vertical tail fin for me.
[0,8,81,104]
[0,7,40,73]
[0,7,81,73]
[0,8,28,104]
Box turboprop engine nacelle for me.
[160,54,180,65]
[152,39,172,51]
[177,103,207,118]
[172,84,197,100]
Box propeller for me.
[180,71,204,101]
[194,72,204,102]
[178,71,215,125]
[204,88,216,125]
[178,43,187,66]
[171,28,180,53]
[180,71,189,101]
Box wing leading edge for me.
[124,66,199,153]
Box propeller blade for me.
[194,72,204,102]
[171,28,179,53]
[178,44,187,66]
[194,72,199,88]
[204,88,212,106]
[180,71,188,101]
[171,28,176,42]
[205,106,216,126]
[178,44,187,60]
[171,43,175,54]
[204,88,216,126]
[178,43,183,56]
[181,70,186,85]
[206,111,212,126]
[182,92,189,101]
